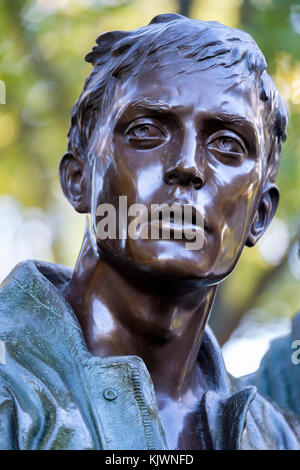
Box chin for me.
[99,237,235,284]
[124,238,221,282]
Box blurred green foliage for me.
[0,0,299,342]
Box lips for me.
[155,220,203,241]
[139,201,205,242]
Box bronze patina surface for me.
[0,14,299,450]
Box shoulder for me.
[245,388,300,449]
[0,260,79,385]
[228,373,300,449]
[240,314,300,417]
[0,259,73,336]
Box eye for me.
[215,137,243,153]
[125,119,167,149]
[128,123,162,139]
[207,132,246,160]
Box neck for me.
[63,229,217,400]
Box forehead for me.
[113,57,263,140]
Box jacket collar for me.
[195,326,257,449]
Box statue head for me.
[59,13,288,284]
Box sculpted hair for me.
[67,13,288,184]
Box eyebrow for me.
[212,112,258,136]
[119,97,172,117]
[118,98,258,137]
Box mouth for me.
[146,202,205,242]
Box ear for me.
[59,152,90,213]
[246,185,279,247]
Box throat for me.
[63,240,217,399]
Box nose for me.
[164,125,204,190]
[164,163,204,189]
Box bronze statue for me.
[0,14,299,450]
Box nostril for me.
[192,176,203,189]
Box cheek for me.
[211,175,260,276]
[136,163,164,202]
[214,157,259,214]
[219,173,260,250]
[110,136,169,203]
[91,156,138,206]
[208,161,260,239]
[221,181,257,227]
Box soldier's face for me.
[89,58,268,283]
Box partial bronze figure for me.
[0,14,299,450]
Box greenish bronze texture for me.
[0,13,299,449]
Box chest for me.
[158,399,210,450]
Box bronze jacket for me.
[0,260,299,450]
